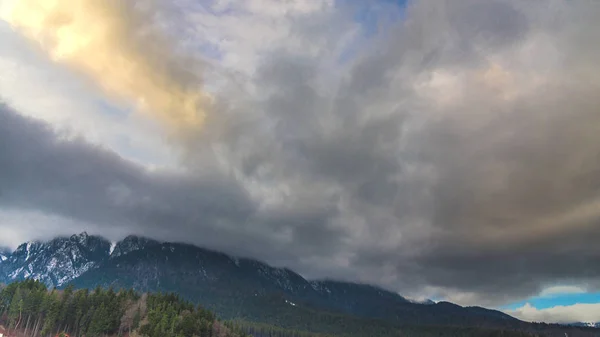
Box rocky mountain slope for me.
[0,232,110,287]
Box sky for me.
[0,0,600,324]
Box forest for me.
[0,280,571,337]
[0,280,249,337]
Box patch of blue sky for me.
[336,0,408,64]
[502,292,600,311]
[353,0,408,36]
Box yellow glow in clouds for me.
[2,0,207,131]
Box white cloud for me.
[539,286,587,297]
[175,0,342,76]
[506,303,600,324]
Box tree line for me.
[0,280,249,337]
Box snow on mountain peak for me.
[0,233,111,288]
[0,247,11,262]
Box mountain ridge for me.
[0,232,542,334]
[0,232,414,300]
[0,232,110,287]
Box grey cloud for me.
[450,0,529,49]
[0,99,350,267]
[0,104,267,258]
[0,105,250,226]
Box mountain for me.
[0,234,509,324]
[566,322,600,328]
[0,232,110,288]
[67,237,518,328]
[2,233,598,337]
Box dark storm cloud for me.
[0,101,349,266]
[3,0,600,307]
[0,102,248,231]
